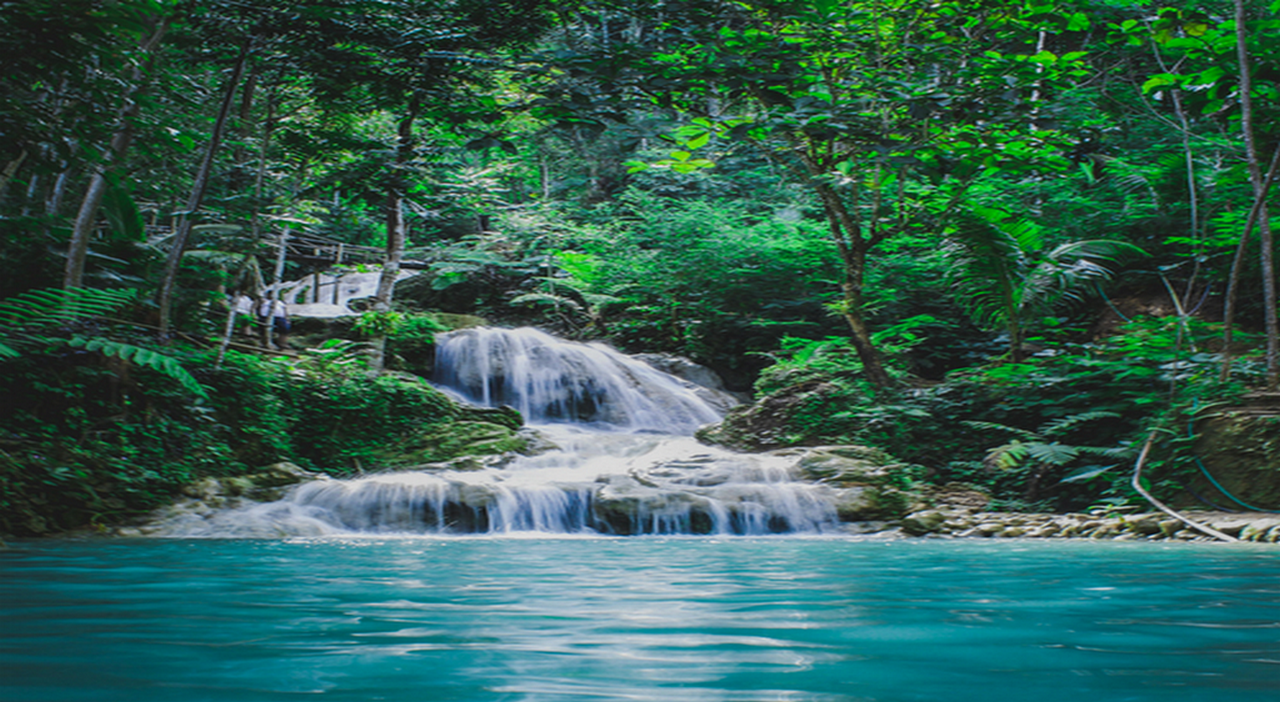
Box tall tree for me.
[560,0,1088,388]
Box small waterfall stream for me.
[152,328,843,537]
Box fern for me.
[0,288,208,399]
[509,292,582,310]
[67,336,208,399]
[0,287,138,328]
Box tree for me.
[296,0,556,370]
[560,0,1090,389]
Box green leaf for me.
[1141,74,1179,94]
[1060,464,1117,484]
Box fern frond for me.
[1038,410,1122,437]
[0,288,138,328]
[961,420,1040,441]
[1025,441,1079,466]
[509,292,582,310]
[67,336,208,398]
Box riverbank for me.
[893,506,1280,543]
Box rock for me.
[633,354,747,414]
[254,462,317,487]
[1123,514,1163,536]
[1189,413,1280,510]
[379,421,536,466]
[973,522,1003,537]
[1203,516,1253,538]
[455,405,523,431]
[791,446,896,485]
[592,474,717,535]
[900,510,948,536]
[696,380,842,451]
[1240,518,1280,542]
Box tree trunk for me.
[1228,0,1278,388]
[369,104,418,373]
[0,151,28,205]
[63,20,168,289]
[156,39,252,334]
[813,180,893,389]
[65,128,133,288]
[1220,145,1280,380]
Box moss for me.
[1190,413,1280,509]
[376,421,534,466]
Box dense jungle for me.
[2,0,1280,538]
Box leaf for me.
[1141,74,1179,94]
[1059,464,1117,484]
[1026,442,1078,466]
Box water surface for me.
[3,537,1279,701]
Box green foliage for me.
[0,340,518,536]
[943,203,1147,359]
[0,287,208,397]
[353,309,404,338]
[67,336,207,398]
[741,312,1251,510]
[965,411,1133,502]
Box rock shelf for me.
[895,508,1280,543]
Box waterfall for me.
[432,327,724,433]
[148,328,845,538]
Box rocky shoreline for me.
[892,507,1280,543]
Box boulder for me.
[376,421,541,467]
[900,509,949,536]
[1187,412,1280,509]
[696,380,840,451]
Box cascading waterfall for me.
[150,328,844,537]
[432,327,725,433]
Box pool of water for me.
[3,537,1279,701]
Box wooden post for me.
[312,271,321,303]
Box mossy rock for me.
[376,421,533,466]
[792,446,898,486]
[696,380,842,451]
[1188,413,1280,509]
[455,405,523,431]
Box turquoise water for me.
[3,537,1279,701]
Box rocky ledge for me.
[895,507,1280,543]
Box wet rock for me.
[900,510,948,536]
[381,421,535,466]
[791,446,897,486]
[592,475,717,535]
[696,380,841,451]
[1240,518,1280,542]
[633,354,747,414]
